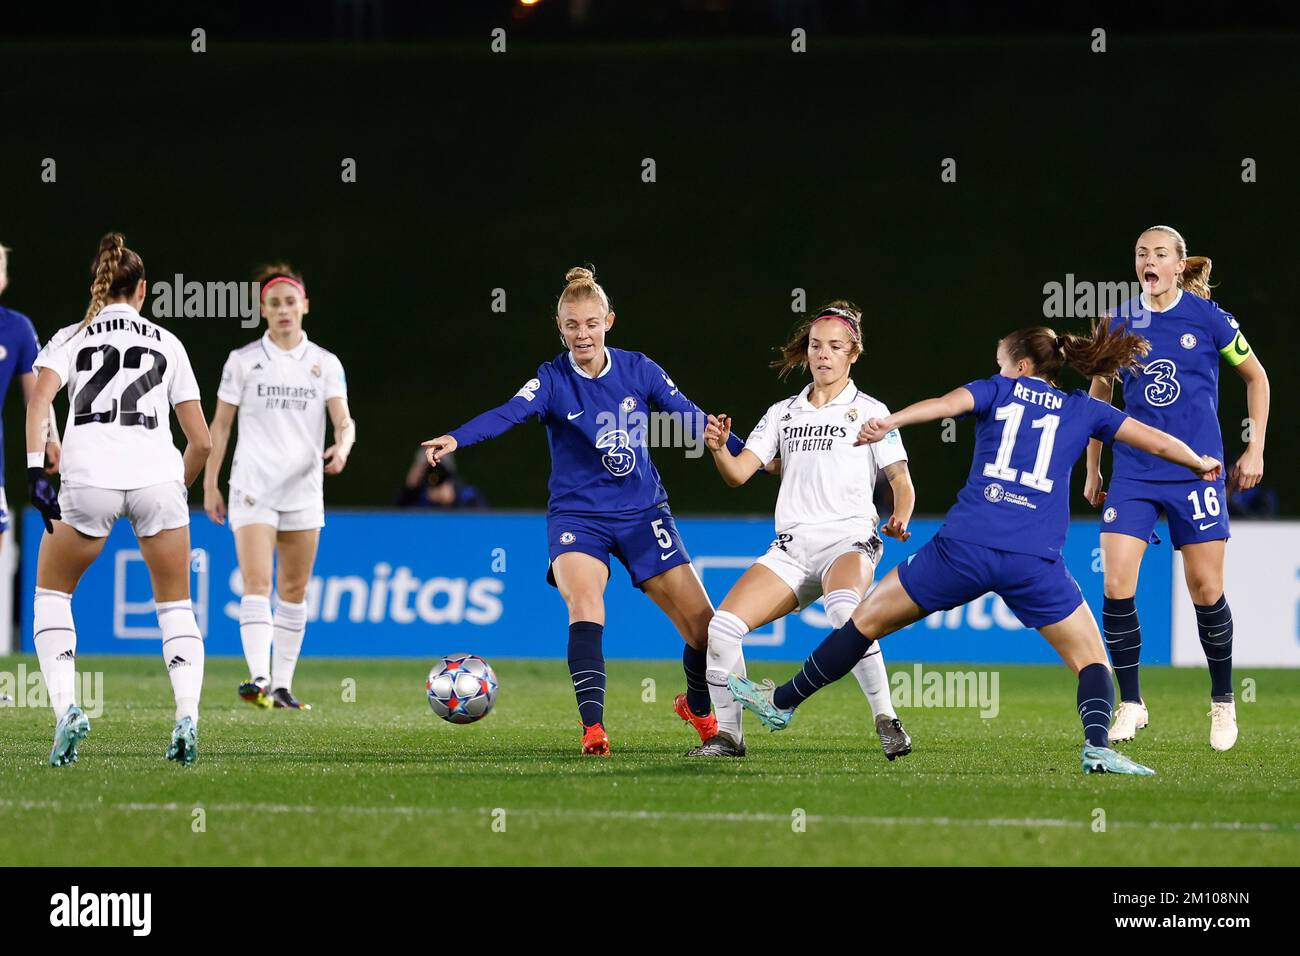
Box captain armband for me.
[1219,331,1252,366]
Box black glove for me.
[28,466,61,534]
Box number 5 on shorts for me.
[651,518,672,549]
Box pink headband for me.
[261,275,306,300]
[813,309,860,338]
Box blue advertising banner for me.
[20,509,1172,663]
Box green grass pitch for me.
[1,655,1296,866]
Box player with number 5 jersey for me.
[1085,226,1270,751]
[728,320,1222,777]
[26,233,213,767]
[422,266,748,756]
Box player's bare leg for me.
[642,562,723,748]
[1099,532,1149,740]
[731,569,924,730]
[824,552,911,759]
[138,525,203,766]
[269,528,320,710]
[234,523,277,707]
[1180,539,1236,750]
[35,522,107,766]
[695,564,797,756]
[552,552,612,754]
[1038,602,1154,776]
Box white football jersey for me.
[34,304,201,490]
[218,331,346,511]
[745,381,907,532]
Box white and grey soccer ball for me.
[426,654,499,724]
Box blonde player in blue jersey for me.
[692,302,915,759]
[1084,225,1269,751]
[729,320,1222,775]
[422,266,748,756]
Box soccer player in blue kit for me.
[422,266,749,756]
[1084,226,1270,751]
[730,321,1222,775]
[0,243,62,545]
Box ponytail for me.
[1001,319,1150,385]
[82,232,145,328]
[1180,255,1214,299]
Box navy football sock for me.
[1077,663,1114,749]
[772,618,874,711]
[1195,594,1234,700]
[1102,596,1143,703]
[681,644,711,717]
[567,621,606,727]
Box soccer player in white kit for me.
[203,263,354,710]
[26,233,213,766]
[693,303,915,758]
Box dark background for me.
[2,1,1295,518]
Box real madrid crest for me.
[311,363,322,377]
[845,407,858,423]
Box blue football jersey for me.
[1109,291,1246,482]
[451,347,743,516]
[0,306,41,476]
[938,375,1129,558]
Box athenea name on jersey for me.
[746,382,906,530]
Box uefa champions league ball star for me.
[426,654,499,724]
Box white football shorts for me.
[753,519,884,609]
[228,487,325,533]
[59,481,190,539]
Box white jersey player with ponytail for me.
[696,302,916,758]
[27,232,213,767]
[204,263,353,710]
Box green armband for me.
[1219,331,1252,366]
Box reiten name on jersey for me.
[1012,381,1063,409]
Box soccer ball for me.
[426,654,498,724]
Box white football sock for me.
[239,593,273,680]
[706,610,749,743]
[824,587,897,720]
[158,599,204,723]
[33,587,78,718]
[271,599,307,693]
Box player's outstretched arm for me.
[855,387,975,444]
[1228,352,1268,492]
[203,399,237,524]
[1115,418,1220,481]
[704,414,763,487]
[424,373,551,466]
[1083,375,1114,506]
[175,400,214,490]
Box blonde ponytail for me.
[1180,255,1214,299]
